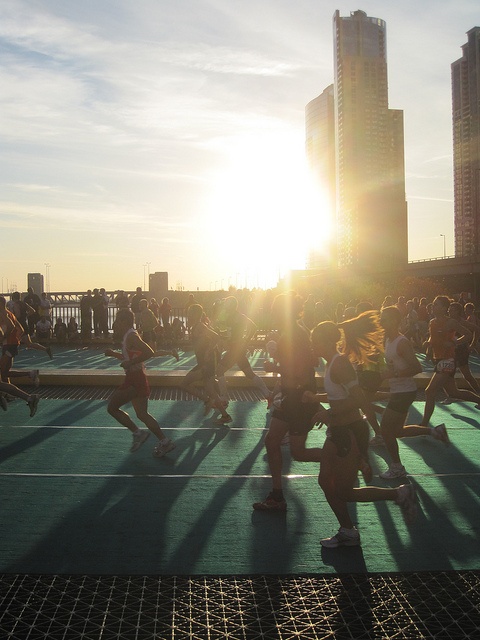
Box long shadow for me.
[369,405,480,571]
[161,426,267,574]
[2,399,272,575]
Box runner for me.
[105,308,175,457]
[182,304,232,424]
[253,291,323,512]
[376,305,448,480]
[308,312,418,548]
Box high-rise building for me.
[28,273,44,295]
[452,27,480,258]
[306,10,408,271]
[305,85,336,266]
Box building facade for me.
[306,10,408,273]
[452,27,480,258]
[305,85,336,267]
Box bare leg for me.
[319,438,398,529]
[264,416,289,493]
[107,387,141,433]
[132,396,166,440]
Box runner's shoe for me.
[215,414,233,424]
[253,493,287,512]
[380,463,407,479]
[0,395,7,412]
[369,434,385,446]
[440,397,453,405]
[432,423,450,446]
[28,394,40,418]
[396,483,418,525]
[320,527,361,548]
[153,439,176,458]
[130,430,150,452]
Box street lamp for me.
[440,234,446,259]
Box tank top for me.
[324,353,355,401]
[122,328,145,372]
[385,335,417,393]
[429,317,455,360]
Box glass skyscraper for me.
[306,10,408,271]
[452,27,480,258]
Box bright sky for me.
[1,0,478,293]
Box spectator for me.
[23,287,41,335]
[80,290,93,340]
[36,316,52,341]
[54,317,68,344]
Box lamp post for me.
[440,234,446,259]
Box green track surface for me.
[1,398,479,576]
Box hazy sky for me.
[1,0,478,293]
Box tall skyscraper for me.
[305,84,336,266]
[452,27,480,257]
[306,10,408,271]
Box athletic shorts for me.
[455,344,470,368]
[2,344,19,358]
[434,358,456,376]
[271,388,319,437]
[357,369,383,393]
[119,370,150,398]
[326,419,369,459]
[386,390,417,414]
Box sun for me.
[204,129,332,288]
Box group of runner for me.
[2,289,478,549]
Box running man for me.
[421,295,480,427]
[105,308,175,457]
[215,296,270,404]
[182,304,232,424]
[253,292,323,512]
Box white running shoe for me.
[396,484,418,525]
[320,527,361,548]
[432,423,450,446]
[130,430,150,452]
[153,439,176,458]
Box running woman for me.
[377,305,448,480]
[308,312,418,548]
[0,324,40,416]
[105,308,175,457]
